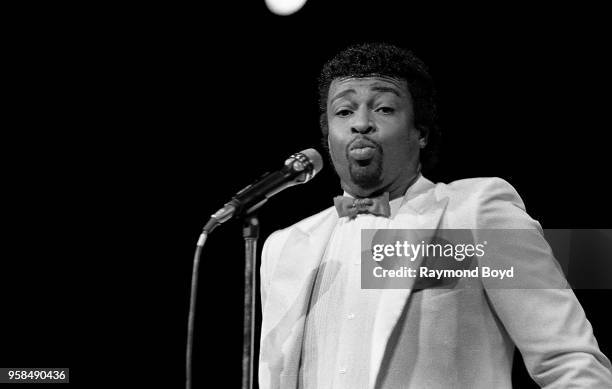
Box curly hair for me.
[318,42,440,172]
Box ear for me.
[319,112,328,134]
[327,134,336,161]
[320,112,332,155]
[417,125,429,149]
[417,126,429,149]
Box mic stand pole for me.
[242,215,259,389]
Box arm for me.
[260,229,284,311]
[476,178,612,387]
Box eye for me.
[376,106,395,114]
[335,109,353,117]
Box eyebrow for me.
[330,89,356,103]
[330,85,402,103]
[370,86,401,97]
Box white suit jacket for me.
[259,176,612,388]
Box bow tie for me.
[334,192,391,219]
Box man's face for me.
[326,76,422,198]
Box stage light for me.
[265,0,307,15]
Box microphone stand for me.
[242,215,259,389]
[187,149,321,389]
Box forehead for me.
[328,76,409,101]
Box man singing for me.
[258,42,612,388]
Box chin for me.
[348,160,383,190]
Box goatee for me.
[347,152,383,189]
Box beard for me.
[346,145,383,189]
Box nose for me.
[351,106,375,134]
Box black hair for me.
[318,42,440,172]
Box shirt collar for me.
[340,172,423,218]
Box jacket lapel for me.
[369,177,449,389]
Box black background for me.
[3,1,611,388]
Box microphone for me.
[202,148,323,234]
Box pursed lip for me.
[349,138,378,151]
[347,138,379,161]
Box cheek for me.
[328,134,345,166]
[383,130,420,164]
[327,122,347,160]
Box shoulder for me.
[434,177,523,206]
[260,206,337,283]
[263,206,337,251]
[426,176,538,229]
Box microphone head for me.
[283,148,324,184]
[298,148,324,176]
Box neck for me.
[384,170,421,201]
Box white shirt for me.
[298,192,406,389]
